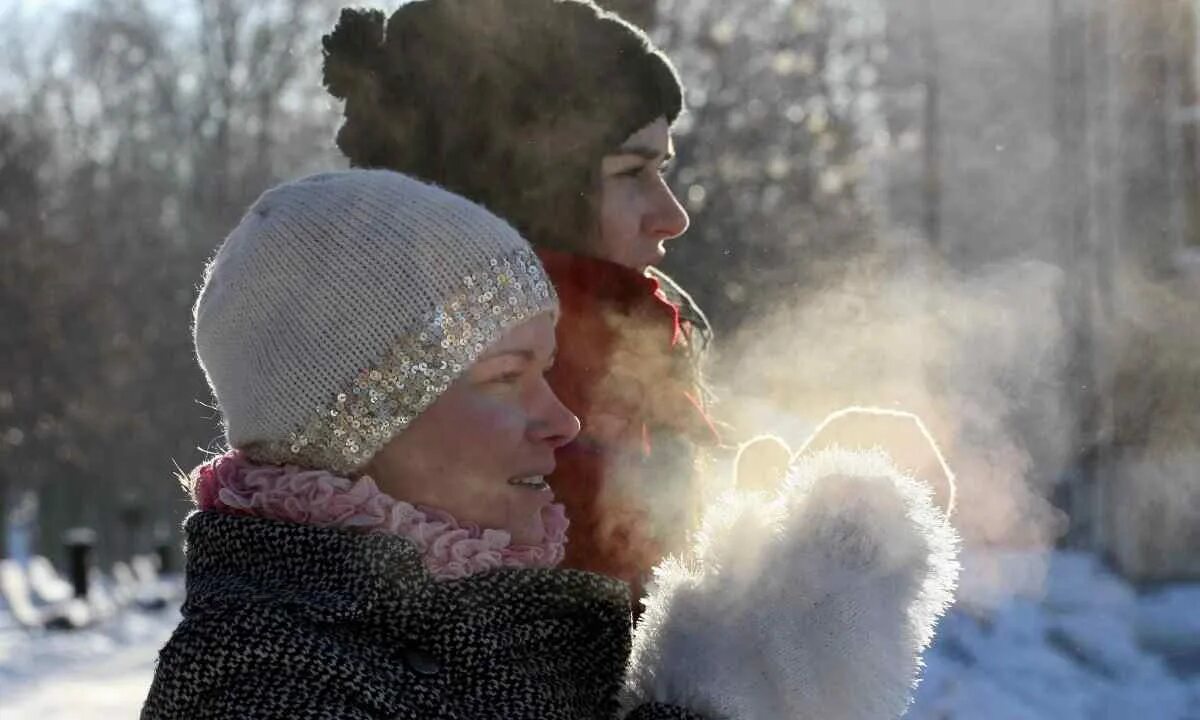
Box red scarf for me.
[537,248,719,587]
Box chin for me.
[635,258,659,275]
[510,518,546,546]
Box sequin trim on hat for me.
[243,249,556,473]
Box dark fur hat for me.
[322,0,684,251]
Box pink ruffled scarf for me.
[190,450,568,581]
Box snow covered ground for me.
[910,550,1200,720]
[0,599,180,719]
[0,551,1197,719]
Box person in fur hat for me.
[141,168,958,719]
[321,0,718,595]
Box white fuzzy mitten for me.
[622,448,960,720]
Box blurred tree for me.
[0,119,55,561]
[0,0,343,567]
[656,0,883,335]
[0,0,890,565]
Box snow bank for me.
[909,550,1200,720]
[2,550,1198,720]
[0,602,180,719]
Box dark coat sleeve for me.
[186,681,376,720]
[626,702,710,720]
[142,612,385,720]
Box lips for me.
[507,475,550,490]
[642,242,667,270]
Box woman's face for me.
[363,313,580,544]
[595,117,690,272]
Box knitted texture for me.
[191,448,569,579]
[140,511,704,720]
[193,170,557,473]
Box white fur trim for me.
[623,448,960,720]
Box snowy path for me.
[909,551,1200,720]
[1,638,160,719]
[0,605,178,720]
[1,552,1199,719]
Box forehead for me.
[617,117,672,153]
[480,312,557,356]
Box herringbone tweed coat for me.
[141,511,702,720]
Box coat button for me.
[402,647,441,677]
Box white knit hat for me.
[194,169,557,474]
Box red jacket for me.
[537,248,719,588]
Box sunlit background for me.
[2,0,1199,717]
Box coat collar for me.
[177,511,635,717]
[182,510,631,635]
[536,247,682,345]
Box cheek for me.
[435,397,531,527]
[380,394,528,516]
[465,400,527,453]
[429,393,528,468]
[598,185,645,250]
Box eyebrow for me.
[478,349,535,363]
[477,349,557,365]
[610,144,675,163]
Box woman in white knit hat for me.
[141,168,656,719]
[142,169,959,720]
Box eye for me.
[616,164,645,178]
[470,357,528,388]
[489,371,523,385]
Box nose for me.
[528,379,581,448]
[647,177,690,240]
